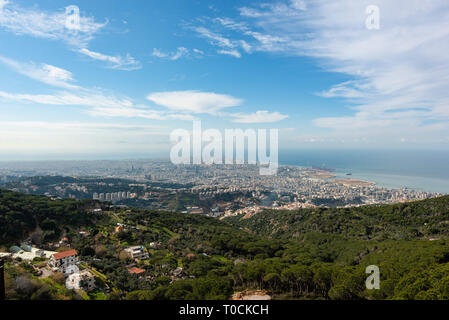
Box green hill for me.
[224,196,449,241]
[0,189,104,244]
[2,189,449,300]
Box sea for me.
[280,149,449,194]
[1,149,448,194]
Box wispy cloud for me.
[191,25,252,57]
[171,47,189,60]
[0,90,132,108]
[0,121,167,131]
[0,89,196,121]
[193,26,236,48]
[230,110,288,123]
[0,1,141,70]
[87,105,197,121]
[78,48,141,71]
[196,0,449,144]
[152,47,189,61]
[217,49,241,58]
[0,56,192,121]
[0,56,79,89]
[152,48,168,58]
[0,0,106,47]
[193,48,204,55]
[0,121,171,154]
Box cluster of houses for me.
[2,235,184,293]
[1,245,97,292]
[1,244,56,261]
[47,249,97,292]
[50,246,152,288]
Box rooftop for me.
[128,267,145,275]
[53,249,78,260]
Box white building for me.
[66,270,96,291]
[124,246,149,260]
[48,249,79,275]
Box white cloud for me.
[240,40,252,53]
[0,55,196,121]
[146,90,288,122]
[0,121,171,154]
[88,105,196,121]
[0,89,197,121]
[152,48,168,58]
[217,49,241,58]
[193,26,236,48]
[147,90,243,114]
[152,47,189,60]
[171,47,188,60]
[214,17,249,32]
[0,0,106,47]
[290,0,307,11]
[192,23,255,56]
[0,90,133,108]
[78,48,142,71]
[0,56,78,89]
[230,110,288,123]
[0,1,141,71]
[243,31,288,52]
[0,0,8,11]
[0,121,166,131]
[193,48,204,55]
[201,0,449,145]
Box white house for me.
[66,270,96,291]
[48,249,79,275]
[124,246,149,260]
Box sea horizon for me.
[1,148,449,194]
[280,149,449,194]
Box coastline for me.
[332,168,449,194]
[280,163,449,194]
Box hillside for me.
[2,189,449,300]
[0,189,105,244]
[224,196,449,240]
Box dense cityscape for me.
[0,160,442,219]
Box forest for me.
[1,189,449,300]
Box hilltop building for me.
[124,246,149,260]
[48,249,79,275]
[66,269,96,291]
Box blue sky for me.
[1,0,449,159]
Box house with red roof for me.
[128,267,146,275]
[48,249,79,275]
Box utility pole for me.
[0,259,5,301]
